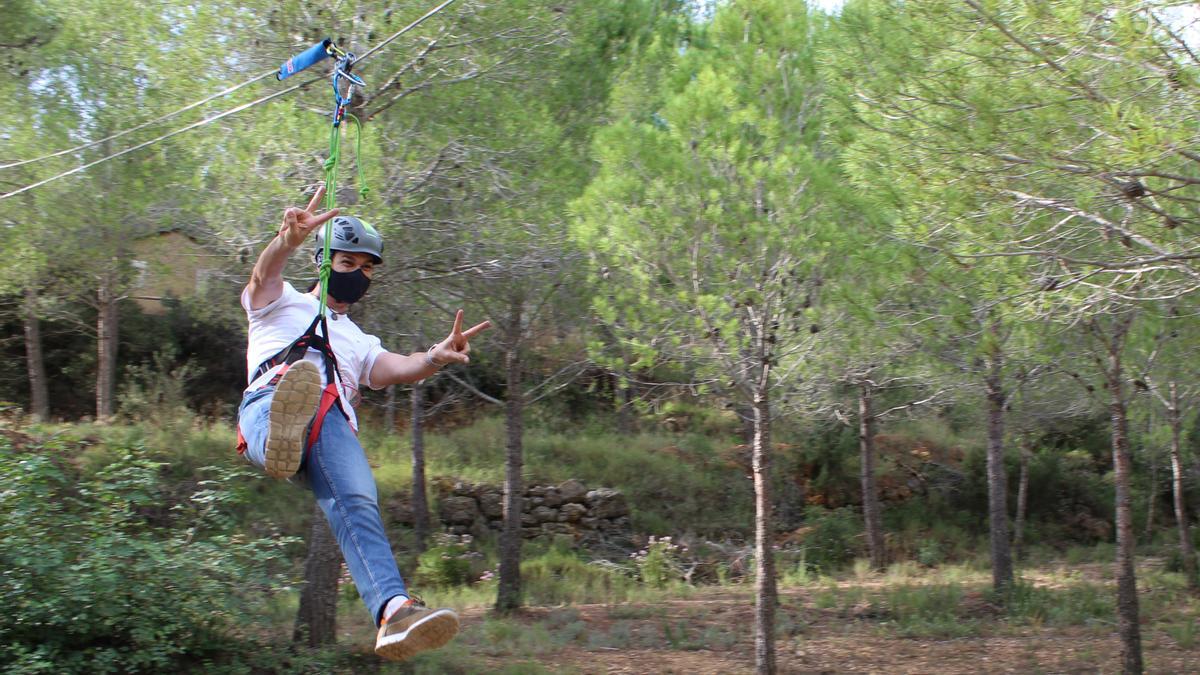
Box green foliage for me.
[118,347,197,423]
[1165,620,1198,650]
[368,416,752,536]
[884,584,976,638]
[414,534,481,589]
[631,536,685,588]
[993,581,1116,627]
[0,437,297,673]
[519,545,638,605]
[797,506,862,573]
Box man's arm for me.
[245,186,339,310]
[369,310,492,387]
[369,350,447,387]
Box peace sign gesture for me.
[279,185,340,249]
[429,309,492,366]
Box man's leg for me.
[237,387,273,472]
[237,362,322,478]
[301,408,408,623]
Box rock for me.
[532,505,558,523]
[439,496,479,525]
[541,522,575,536]
[452,481,477,498]
[586,488,629,519]
[559,503,587,523]
[528,485,548,498]
[522,527,541,539]
[478,491,504,519]
[542,488,563,508]
[448,525,470,535]
[579,516,599,529]
[557,479,588,504]
[386,495,414,525]
[521,512,539,527]
[531,497,545,507]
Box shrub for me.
[994,580,1115,626]
[799,506,862,573]
[520,546,638,604]
[415,534,481,588]
[0,438,295,673]
[630,536,685,588]
[885,584,977,638]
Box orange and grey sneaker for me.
[264,360,322,479]
[375,597,460,662]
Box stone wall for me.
[385,479,633,547]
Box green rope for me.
[347,113,370,201]
[315,113,368,320]
[318,122,343,320]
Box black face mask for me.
[326,269,371,304]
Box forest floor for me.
[333,559,1200,674]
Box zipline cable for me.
[0,73,324,201]
[357,0,458,62]
[0,0,459,201]
[0,70,277,171]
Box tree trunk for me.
[23,286,49,422]
[751,389,777,675]
[293,503,341,646]
[858,381,886,571]
[410,379,431,553]
[496,295,524,613]
[1144,445,1158,543]
[384,383,397,433]
[95,269,119,422]
[1168,383,1198,588]
[616,371,634,435]
[1105,328,1143,674]
[984,353,1013,592]
[1013,437,1032,563]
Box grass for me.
[1164,620,1198,649]
[884,584,978,638]
[361,415,753,535]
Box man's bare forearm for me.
[370,351,444,387]
[246,235,296,310]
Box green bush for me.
[994,580,1115,626]
[885,584,977,638]
[0,438,296,673]
[414,534,479,588]
[520,546,638,604]
[799,506,862,573]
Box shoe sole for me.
[264,360,322,479]
[375,609,460,662]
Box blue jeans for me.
[238,386,407,624]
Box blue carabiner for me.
[331,52,366,127]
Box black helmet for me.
[314,215,384,264]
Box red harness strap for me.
[236,383,345,458]
[305,383,343,451]
[235,354,354,460]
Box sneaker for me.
[375,597,460,662]
[264,360,322,479]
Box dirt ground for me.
[450,587,1198,675]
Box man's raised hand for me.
[280,185,340,249]
[430,310,492,366]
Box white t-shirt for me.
[241,282,387,431]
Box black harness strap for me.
[253,313,349,420]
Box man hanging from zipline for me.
[236,184,489,660]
